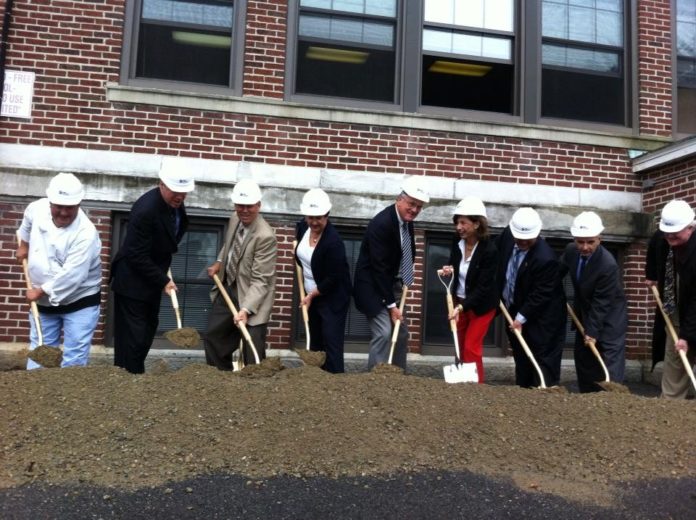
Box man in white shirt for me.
[16,173,102,369]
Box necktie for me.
[576,256,587,280]
[170,208,179,237]
[504,247,522,306]
[225,226,245,284]
[400,222,414,287]
[663,247,676,315]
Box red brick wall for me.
[0,203,112,345]
[244,0,287,99]
[637,0,673,137]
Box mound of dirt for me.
[0,363,694,506]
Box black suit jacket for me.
[448,236,498,315]
[295,219,352,313]
[496,226,566,347]
[560,243,627,342]
[111,187,188,303]
[353,204,415,318]
[646,229,696,361]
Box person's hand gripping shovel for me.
[437,268,478,383]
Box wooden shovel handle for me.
[167,269,183,329]
[17,231,43,346]
[650,285,696,393]
[387,285,409,365]
[293,240,310,350]
[499,301,547,388]
[566,303,610,382]
[212,273,260,364]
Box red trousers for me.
[456,308,496,383]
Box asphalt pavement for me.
[2,470,695,519]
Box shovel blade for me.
[443,362,478,384]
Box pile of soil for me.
[1,360,694,507]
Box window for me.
[122,0,245,91]
[157,225,222,345]
[287,0,633,128]
[541,0,627,125]
[293,0,398,103]
[677,0,696,134]
[108,215,224,347]
[421,0,515,114]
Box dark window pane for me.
[295,40,395,102]
[136,24,231,85]
[157,227,221,336]
[542,65,624,124]
[422,55,514,114]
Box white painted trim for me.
[632,137,696,173]
[0,143,641,212]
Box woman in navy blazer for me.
[441,197,498,383]
[295,189,352,373]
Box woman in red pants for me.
[441,196,499,383]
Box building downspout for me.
[0,0,16,113]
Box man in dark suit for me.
[645,200,696,399]
[205,179,277,370]
[497,207,566,388]
[353,177,430,370]
[111,160,194,374]
[561,211,627,392]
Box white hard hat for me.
[300,188,332,216]
[659,200,695,233]
[46,173,84,206]
[509,207,542,239]
[570,211,604,237]
[159,159,195,193]
[232,179,262,204]
[453,196,487,218]
[401,176,430,203]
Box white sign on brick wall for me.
[1,70,35,119]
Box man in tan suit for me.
[205,179,277,369]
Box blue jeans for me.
[28,305,100,370]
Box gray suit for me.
[205,212,277,369]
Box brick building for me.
[1,0,695,372]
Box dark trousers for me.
[574,333,626,392]
[307,297,347,373]
[204,288,267,370]
[114,293,160,374]
[506,327,563,388]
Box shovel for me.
[566,303,629,393]
[291,241,326,368]
[16,231,62,368]
[212,273,260,365]
[650,285,696,394]
[437,269,478,383]
[292,240,311,351]
[499,301,547,389]
[163,269,201,348]
[387,285,409,365]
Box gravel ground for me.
[1,356,695,513]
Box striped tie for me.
[503,247,522,306]
[400,222,414,286]
[225,226,245,284]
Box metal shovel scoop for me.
[17,231,62,368]
[163,269,201,348]
[437,269,478,383]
